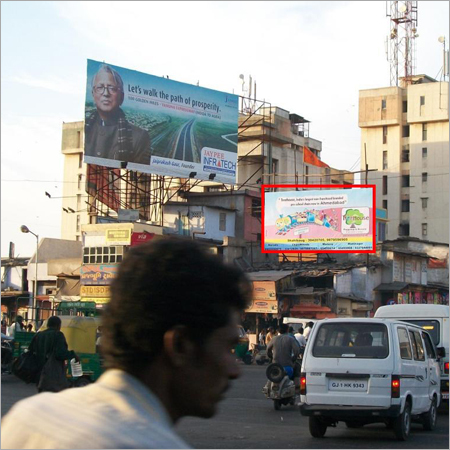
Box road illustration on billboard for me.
[84,59,239,183]
[262,186,375,253]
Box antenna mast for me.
[386,1,418,87]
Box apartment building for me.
[359,75,449,243]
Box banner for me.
[303,146,329,168]
[246,281,278,314]
[130,232,155,246]
[262,185,375,253]
[84,59,239,184]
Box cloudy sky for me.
[1,1,449,257]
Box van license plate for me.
[328,379,368,391]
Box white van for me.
[282,317,317,334]
[300,318,441,441]
[374,304,449,403]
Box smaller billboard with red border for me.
[262,185,376,253]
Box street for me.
[2,364,448,449]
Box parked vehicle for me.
[374,304,449,404]
[262,363,296,410]
[300,318,441,441]
[282,317,317,333]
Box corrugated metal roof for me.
[247,271,294,282]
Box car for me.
[300,318,441,441]
[374,304,449,404]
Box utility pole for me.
[364,144,370,268]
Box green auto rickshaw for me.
[233,325,252,365]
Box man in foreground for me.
[1,239,251,449]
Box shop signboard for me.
[80,264,118,285]
[105,229,131,246]
[80,285,110,298]
[130,232,155,246]
[246,281,278,314]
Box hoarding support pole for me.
[364,143,369,267]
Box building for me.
[359,75,449,243]
[61,121,90,242]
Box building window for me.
[77,131,82,148]
[421,198,428,209]
[401,175,410,187]
[402,101,408,113]
[422,147,427,158]
[399,223,410,236]
[77,194,81,209]
[219,213,226,231]
[382,176,388,195]
[402,125,410,138]
[401,200,410,212]
[382,200,388,210]
[78,153,83,169]
[77,174,82,190]
[422,223,428,236]
[422,172,428,183]
[382,151,388,169]
[83,246,124,264]
[401,148,410,162]
[382,126,388,144]
[251,199,261,218]
[381,99,386,110]
[305,166,309,185]
[422,123,427,141]
[378,222,386,242]
[420,96,425,106]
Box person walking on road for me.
[1,239,252,449]
[294,327,307,348]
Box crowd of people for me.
[257,321,314,349]
[1,316,35,337]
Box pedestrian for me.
[26,323,34,333]
[304,321,315,340]
[32,316,79,393]
[294,326,307,348]
[1,239,252,449]
[1,319,7,335]
[288,326,295,336]
[265,326,276,346]
[258,328,267,347]
[6,315,24,338]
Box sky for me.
[1,1,449,258]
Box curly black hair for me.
[100,238,252,374]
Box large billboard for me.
[262,185,376,253]
[84,59,239,183]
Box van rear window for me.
[312,323,389,359]
[400,320,440,346]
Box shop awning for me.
[374,282,409,292]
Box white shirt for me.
[1,369,191,449]
[294,333,307,347]
[6,322,21,338]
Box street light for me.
[20,225,39,323]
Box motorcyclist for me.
[266,324,301,380]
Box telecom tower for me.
[386,1,419,86]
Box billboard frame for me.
[261,184,377,254]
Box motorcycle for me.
[1,333,14,374]
[251,343,271,365]
[262,363,296,410]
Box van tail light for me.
[445,362,449,375]
[391,375,400,398]
[300,372,307,395]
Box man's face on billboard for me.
[92,70,124,120]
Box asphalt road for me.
[1,365,448,449]
[174,119,195,162]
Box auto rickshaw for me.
[233,325,252,365]
[39,315,103,386]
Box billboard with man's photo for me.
[84,59,239,184]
